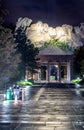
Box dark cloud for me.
[2,0,84,26]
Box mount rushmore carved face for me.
[16,17,84,47]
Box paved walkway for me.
[0,85,84,130]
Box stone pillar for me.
[57,62,61,82]
[67,61,73,82]
[46,66,48,82]
[46,62,50,82]
[38,69,41,82]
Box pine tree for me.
[74,45,84,77]
[0,25,21,85]
[14,27,39,80]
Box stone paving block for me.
[16,127,35,130]
[49,115,76,122]
[73,126,84,130]
[16,126,55,130]
[35,126,55,130]
[73,121,84,130]
[46,121,62,126]
[55,127,75,130]
[0,86,84,130]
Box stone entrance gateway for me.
[37,45,74,83]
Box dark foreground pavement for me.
[0,84,84,130]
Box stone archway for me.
[37,45,74,83]
[37,60,73,83]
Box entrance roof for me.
[39,45,73,56]
[38,45,74,62]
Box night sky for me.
[2,0,84,27]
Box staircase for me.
[33,82,75,88]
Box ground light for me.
[72,77,82,84]
[17,80,33,86]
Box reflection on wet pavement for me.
[0,85,84,130]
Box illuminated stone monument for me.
[16,18,82,82]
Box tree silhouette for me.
[14,27,39,80]
[74,45,84,77]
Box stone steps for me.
[33,82,75,88]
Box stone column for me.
[38,69,41,82]
[57,62,61,82]
[67,61,73,82]
[46,62,50,82]
[46,66,48,82]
